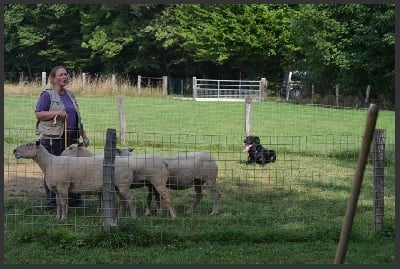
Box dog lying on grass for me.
[243,135,276,165]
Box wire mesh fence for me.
[3,93,395,236]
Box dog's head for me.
[243,135,260,152]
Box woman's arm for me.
[35,110,67,121]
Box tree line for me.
[4,3,395,104]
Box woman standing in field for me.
[35,65,90,210]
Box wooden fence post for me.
[82,73,86,93]
[111,74,116,92]
[162,76,168,95]
[261,78,268,100]
[373,129,385,232]
[365,85,371,108]
[245,97,252,136]
[102,128,118,232]
[41,72,47,89]
[311,84,315,101]
[117,95,126,145]
[192,77,197,100]
[336,84,340,107]
[137,75,141,93]
[334,104,379,264]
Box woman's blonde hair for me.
[48,65,67,85]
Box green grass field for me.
[3,94,395,264]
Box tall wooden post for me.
[245,97,252,136]
[41,72,47,89]
[82,73,86,93]
[365,85,371,108]
[373,129,385,232]
[117,95,126,145]
[311,84,315,101]
[137,75,142,93]
[192,77,197,100]
[334,104,379,264]
[162,76,168,95]
[261,78,268,100]
[102,128,118,232]
[111,74,116,92]
[336,84,340,107]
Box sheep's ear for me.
[36,141,40,146]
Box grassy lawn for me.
[3,91,395,264]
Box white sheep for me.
[13,141,177,220]
[61,145,221,216]
[61,143,155,216]
[150,152,221,216]
[61,143,134,157]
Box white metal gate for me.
[192,77,265,101]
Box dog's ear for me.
[255,136,260,144]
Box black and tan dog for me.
[243,135,276,165]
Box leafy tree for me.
[286,4,394,101]
[151,4,293,79]
[4,3,394,105]
[80,4,167,74]
[4,4,93,74]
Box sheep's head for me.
[13,141,39,159]
[115,147,134,156]
[61,143,94,157]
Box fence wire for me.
[3,94,395,236]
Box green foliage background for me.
[4,3,395,104]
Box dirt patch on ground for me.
[4,163,45,198]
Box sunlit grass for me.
[3,82,395,264]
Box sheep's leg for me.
[145,185,155,216]
[152,183,176,219]
[55,192,62,220]
[57,188,69,220]
[144,184,163,217]
[154,189,162,215]
[52,188,62,219]
[207,181,221,215]
[117,193,127,217]
[186,182,203,214]
[117,189,137,219]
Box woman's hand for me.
[56,111,67,119]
